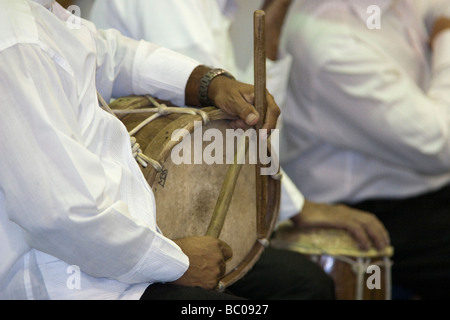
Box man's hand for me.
[291,200,390,251]
[208,76,280,132]
[185,66,281,132]
[171,236,233,290]
[430,16,450,48]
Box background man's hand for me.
[291,200,391,251]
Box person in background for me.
[278,0,450,299]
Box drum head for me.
[151,119,258,276]
[110,96,281,287]
[272,221,394,300]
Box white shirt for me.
[280,0,450,204]
[0,0,202,300]
[86,0,304,222]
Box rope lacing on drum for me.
[114,96,211,136]
[352,257,393,300]
[310,254,392,300]
[98,93,210,172]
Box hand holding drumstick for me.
[173,11,275,291]
[171,236,233,290]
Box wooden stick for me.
[254,10,270,238]
[254,10,267,130]
[206,10,268,239]
[206,136,248,238]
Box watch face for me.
[199,69,235,107]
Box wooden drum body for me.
[271,222,394,300]
[109,96,281,288]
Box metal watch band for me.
[198,68,236,107]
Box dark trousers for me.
[350,184,450,300]
[140,247,335,300]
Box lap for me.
[227,247,335,300]
[141,247,335,300]
[140,283,244,300]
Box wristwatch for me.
[198,68,236,107]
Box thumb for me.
[237,92,260,126]
[218,240,233,262]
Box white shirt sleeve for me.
[94,27,200,107]
[0,41,188,285]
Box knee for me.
[299,262,336,300]
[266,248,336,300]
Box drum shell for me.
[271,223,394,300]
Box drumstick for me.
[254,10,270,237]
[206,11,268,239]
[254,10,267,129]
[206,136,248,238]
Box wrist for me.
[185,66,236,107]
[198,68,236,107]
[185,65,208,106]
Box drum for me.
[271,221,394,300]
[109,95,281,289]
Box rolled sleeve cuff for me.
[117,232,189,285]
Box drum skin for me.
[109,95,281,288]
